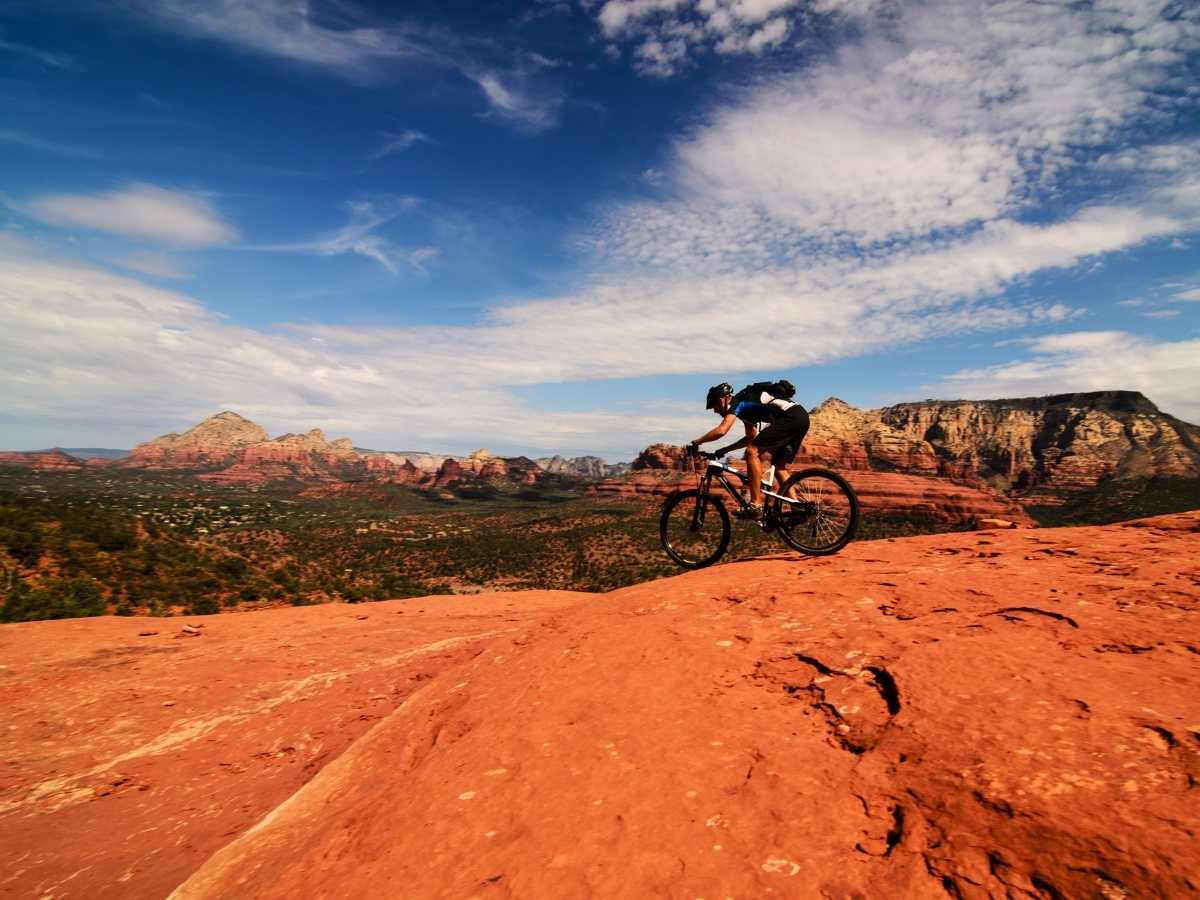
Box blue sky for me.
[2,0,1199,459]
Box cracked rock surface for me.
[7,513,1200,898]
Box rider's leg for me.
[774,442,799,495]
[745,445,764,507]
[751,448,773,506]
[773,463,789,493]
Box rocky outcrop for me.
[0,449,85,472]
[121,411,269,470]
[803,398,942,475]
[632,443,689,470]
[362,451,447,474]
[431,457,468,488]
[360,454,424,484]
[8,514,1197,898]
[431,454,542,487]
[198,429,361,484]
[823,391,1200,505]
[535,455,631,479]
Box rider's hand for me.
[713,447,727,459]
[687,441,700,455]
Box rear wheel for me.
[775,468,859,555]
[659,489,731,569]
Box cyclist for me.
[688,381,810,520]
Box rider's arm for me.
[716,422,756,457]
[691,414,737,448]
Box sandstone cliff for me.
[4,514,1197,898]
[121,412,270,469]
[820,391,1200,505]
[197,428,362,484]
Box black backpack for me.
[733,379,795,403]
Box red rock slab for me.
[176,513,1200,899]
[0,591,588,900]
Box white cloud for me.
[1098,142,1200,173]
[1175,288,1200,302]
[24,183,237,246]
[113,252,190,280]
[255,200,437,274]
[130,0,565,130]
[465,71,563,131]
[0,241,698,455]
[593,0,803,73]
[599,0,1200,252]
[929,330,1200,424]
[598,0,687,35]
[368,130,429,160]
[137,0,435,78]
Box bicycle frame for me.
[694,458,799,511]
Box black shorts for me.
[752,406,809,466]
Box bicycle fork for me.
[690,475,713,531]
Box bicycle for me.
[659,450,859,568]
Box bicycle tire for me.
[774,468,859,555]
[659,489,731,569]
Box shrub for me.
[215,555,249,578]
[0,577,106,622]
[188,597,220,616]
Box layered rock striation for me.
[808,391,1200,504]
[198,429,361,484]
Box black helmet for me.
[705,382,733,410]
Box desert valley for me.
[3,389,1198,621]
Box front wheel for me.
[774,468,859,555]
[659,489,731,569]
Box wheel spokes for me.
[779,472,854,552]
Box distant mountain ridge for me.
[45,448,130,460]
[95,412,572,490]
[535,455,630,479]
